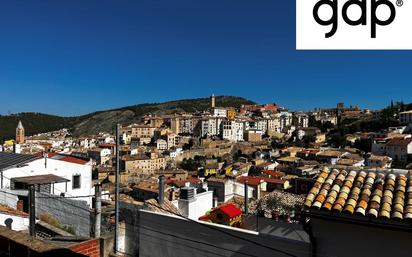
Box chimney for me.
[16,200,24,212]
[4,218,12,230]
[13,144,21,154]
[44,152,48,168]
[180,187,195,200]
[158,175,165,205]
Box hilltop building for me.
[211,94,216,108]
[15,121,25,144]
[399,110,412,124]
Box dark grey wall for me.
[311,218,412,257]
[35,192,91,237]
[135,211,310,257]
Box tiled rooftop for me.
[145,198,182,216]
[335,158,362,166]
[304,168,412,221]
[0,152,37,170]
[237,176,264,186]
[0,204,28,218]
[368,154,392,162]
[386,137,412,147]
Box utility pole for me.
[114,124,120,254]
[94,183,101,238]
[244,180,249,215]
[29,185,36,237]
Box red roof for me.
[237,176,264,186]
[164,177,202,187]
[164,179,174,184]
[37,152,89,165]
[263,178,284,184]
[99,143,116,148]
[58,156,89,165]
[218,203,242,218]
[188,177,202,183]
[238,175,284,186]
[263,170,285,178]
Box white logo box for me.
[296,0,412,49]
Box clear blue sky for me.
[0,0,411,116]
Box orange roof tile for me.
[304,168,412,222]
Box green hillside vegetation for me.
[0,96,255,141]
[110,96,255,116]
[327,101,412,147]
[0,113,78,141]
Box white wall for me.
[2,157,93,206]
[100,148,111,157]
[213,108,227,118]
[0,213,29,231]
[178,191,214,220]
[386,144,412,162]
[225,181,254,202]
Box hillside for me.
[0,96,255,141]
[0,113,79,142]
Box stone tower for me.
[211,94,216,108]
[16,121,25,144]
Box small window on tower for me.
[72,175,81,189]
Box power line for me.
[143,201,300,257]
[0,176,322,257]
[35,193,110,199]
[0,188,93,213]
[121,218,326,257]
[0,188,327,257]
[0,187,308,257]
[124,223,269,257]
[0,171,103,200]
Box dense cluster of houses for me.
[0,97,412,257]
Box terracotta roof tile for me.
[304,168,412,222]
[386,138,412,147]
[145,198,182,216]
[0,204,28,218]
[237,176,264,186]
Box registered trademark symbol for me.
[397,0,403,7]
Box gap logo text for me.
[296,0,412,49]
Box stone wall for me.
[35,192,91,237]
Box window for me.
[72,175,81,189]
